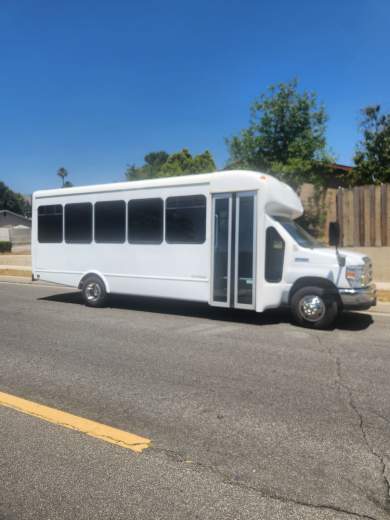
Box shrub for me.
[0,241,12,253]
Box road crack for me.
[335,357,390,513]
[316,334,390,516]
[152,446,376,519]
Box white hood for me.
[309,247,368,266]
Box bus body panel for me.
[33,183,211,302]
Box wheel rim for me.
[85,282,102,303]
[298,295,326,322]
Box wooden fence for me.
[328,184,390,247]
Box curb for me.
[0,275,73,289]
[0,268,32,278]
[377,290,390,303]
[0,275,34,284]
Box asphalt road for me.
[0,282,390,520]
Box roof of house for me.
[329,163,353,172]
[0,209,31,221]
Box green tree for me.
[125,149,216,180]
[125,151,169,181]
[57,167,69,187]
[158,148,193,176]
[0,181,31,216]
[125,164,147,181]
[158,149,215,177]
[189,150,216,174]
[22,197,32,217]
[144,151,169,173]
[226,79,333,189]
[352,105,390,185]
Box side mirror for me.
[329,221,340,247]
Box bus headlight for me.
[345,266,369,288]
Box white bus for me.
[32,170,376,329]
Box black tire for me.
[81,275,108,308]
[290,285,339,329]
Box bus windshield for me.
[273,216,324,249]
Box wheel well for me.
[78,272,108,292]
[289,277,340,305]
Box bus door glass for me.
[211,192,256,309]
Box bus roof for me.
[34,171,215,199]
[33,170,303,218]
[34,170,281,197]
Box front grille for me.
[363,257,373,284]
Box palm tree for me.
[57,167,68,187]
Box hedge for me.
[0,241,12,253]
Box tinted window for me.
[213,197,230,303]
[237,195,254,304]
[38,205,63,243]
[95,200,125,243]
[166,195,206,244]
[128,198,163,244]
[265,227,285,283]
[65,203,92,243]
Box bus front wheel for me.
[291,286,339,329]
[81,275,108,308]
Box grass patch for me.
[0,241,12,253]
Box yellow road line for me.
[0,391,151,453]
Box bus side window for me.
[265,227,285,283]
[165,195,206,244]
[65,203,93,244]
[95,201,125,243]
[38,205,63,243]
[128,198,163,244]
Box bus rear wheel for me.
[291,286,339,329]
[81,275,108,308]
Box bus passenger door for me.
[211,192,256,309]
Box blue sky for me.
[0,0,389,194]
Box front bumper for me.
[338,284,377,310]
